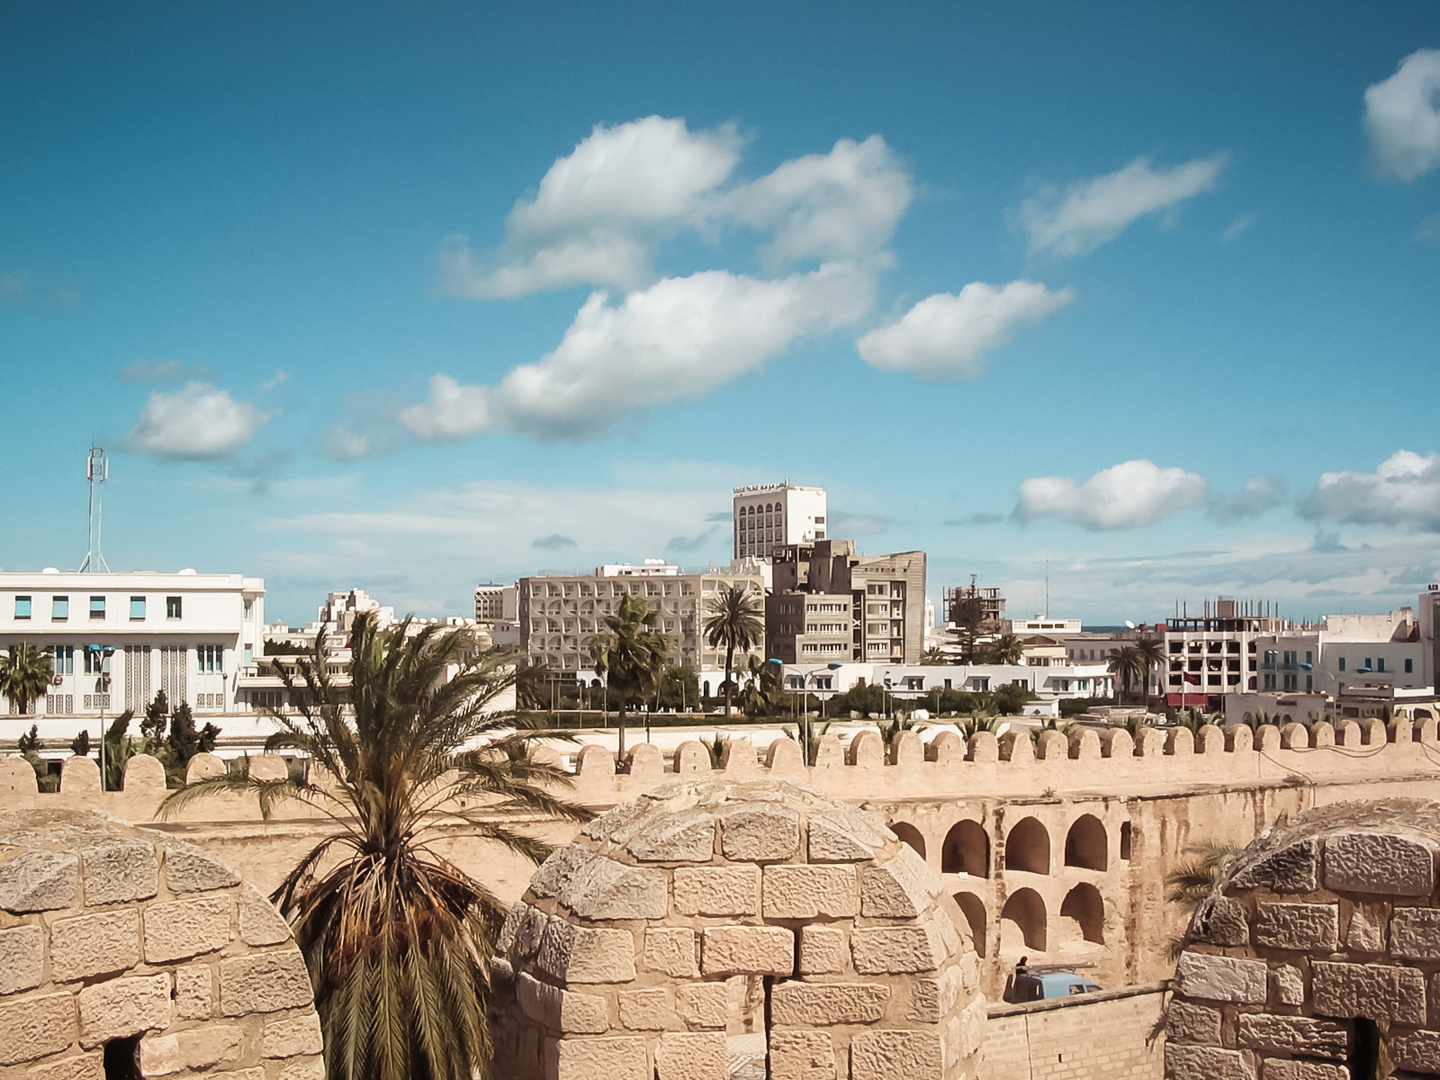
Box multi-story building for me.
[518,562,765,693]
[0,569,265,725]
[1004,615,1082,637]
[944,581,1005,629]
[779,660,1112,713]
[474,582,520,646]
[732,483,827,562]
[766,540,926,665]
[1163,600,1286,707]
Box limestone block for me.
[502,902,548,963]
[0,849,79,913]
[519,972,611,1034]
[674,866,761,917]
[530,845,599,900]
[626,811,716,863]
[210,1068,265,1080]
[262,1012,325,1057]
[184,752,226,782]
[1324,831,1436,896]
[1231,839,1318,893]
[644,927,698,978]
[1166,1000,1221,1044]
[771,982,890,1026]
[239,885,291,947]
[1390,906,1440,960]
[676,984,727,1029]
[1272,964,1304,1006]
[277,1056,325,1080]
[720,804,800,862]
[808,811,885,862]
[654,1031,727,1080]
[78,840,158,906]
[218,952,314,1015]
[1254,902,1339,952]
[164,843,242,893]
[175,964,214,1019]
[547,1035,649,1080]
[1163,1045,1255,1080]
[849,1030,943,1080]
[559,857,668,921]
[770,1031,836,1080]
[145,895,234,963]
[763,864,857,919]
[0,925,44,994]
[1391,1029,1440,1073]
[0,757,37,795]
[849,729,884,767]
[60,756,100,793]
[1260,1062,1347,1080]
[1346,906,1384,952]
[1174,952,1267,1004]
[1237,1015,1348,1059]
[617,988,669,1031]
[24,1054,104,1080]
[957,950,981,996]
[539,921,637,984]
[799,926,847,975]
[138,1036,182,1077]
[175,1026,244,1069]
[850,924,946,975]
[78,972,172,1047]
[860,845,935,918]
[1312,960,1425,1024]
[906,967,961,1024]
[50,909,142,981]
[701,925,794,976]
[1193,897,1250,947]
[0,991,78,1065]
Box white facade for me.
[0,569,264,727]
[1004,616,1083,637]
[732,483,827,561]
[781,661,1113,707]
[475,583,519,622]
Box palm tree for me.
[162,612,590,1080]
[736,654,782,718]
[1134,636,1166,711]
[0,642,53,716]
[589,593,670,760]
[783,715,832,764]
[919,646,949,666]
[1164,841,1242,914]
[1174,707,1222,735]
[703,584,765,717]
[986,633,1026,666]
[1107,645,1145,704]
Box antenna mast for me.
[79,446,110,573]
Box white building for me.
[0,568,265,728]
[733,483,827,561]
[1004,615,1083,637]
[781,660,1113,714]
[475,583,520,646]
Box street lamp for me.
[782,660,844,718]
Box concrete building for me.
[474,582,520,646]
[1004,615,1082,636]
[766,540,926,665]
[944,580,1005,629]
[779,659,1113,714]
[518,562,765,688]
[732,481,827,561]
[1162,599,1287,707]
[0,568,265,723]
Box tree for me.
[737,655,783,718]
[167,702,220,775]
[947,594,989,663]
[0,642,53,716]
[1107,646,1145,704]
[1134,636,1166,710]
[655,665,700,713]
[162,612,591,1080]
[102,710,139,792]
[703,584,765,717]
[587,593,670,761]
[1164,841,1241,914]
[515,660,551,712]
[783,715,832,764]
[984,634,1026,666]
[140,690,170,748]
[919,646,949,666]
[70,729,91,757]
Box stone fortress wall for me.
[5,715,1440,1010]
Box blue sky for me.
[3,1,1439,626]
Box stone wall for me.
[983,985,1166,1080]
[0,808,322,1080]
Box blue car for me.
[1008,970,1102,1002]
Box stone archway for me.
[890,821,927,862]
[1063,814,1107,871]
[1004,817,1050,875]
[491,779,985,1080]
[942,821,989,877]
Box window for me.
[49,645,73,674]
[243,599,253,619]
[1406,658,1414,674]
[1377,657,1386,673]
[52,596,68,620]
[197,645,224,673]
[1338,657,1346,672]
[166,596,182,619]
[130,596,146,620]
[14,595,31,619]
[244,645,253,667]
[89,595,105,619]
[1305,651,1313,665]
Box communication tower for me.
[79,446,110,573]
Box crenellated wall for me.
[5,716,1439,1002]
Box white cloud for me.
[122,383,269,461]
[404,262,874,443]
[1299,450,1440,530]
[1221,212,1256,242]
[319,425,400,462]
[1020,153,1229,257]
[1364,49,1440,182]
[857,280,1074,379]
[117,359,218,384]
[1206,476,1287,523]
[1013,459,1208,530]
[1416,212,1440,242]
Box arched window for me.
[1119,821,1133,861]
[1005,816,1050,874]
[942,820,989,877]
[890,821,926,861]
[954,892,987,957]
[1000,888,1046,952]
[1064,815,1108,871]
[1060,883,1105,944]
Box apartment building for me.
[518,562,765,689]
[474,582,520,646]
[1251,609,1425,696]
[1163,600,1285,707]
[766,540,926,665]
[0,568,265,723]
[733,482,827,561]
[944,581,1005,629]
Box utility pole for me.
[79,447,110,573]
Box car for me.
[1007,970,1102,1003]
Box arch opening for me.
[1000,888,1046,953]
[1064,814,1108,871]
[1119,821,1133,861]
[954,892,987,957]
[942,820,989,877]
[1059,883,1105,944]
[891,821,926,861]
[1005,816,1050,874]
